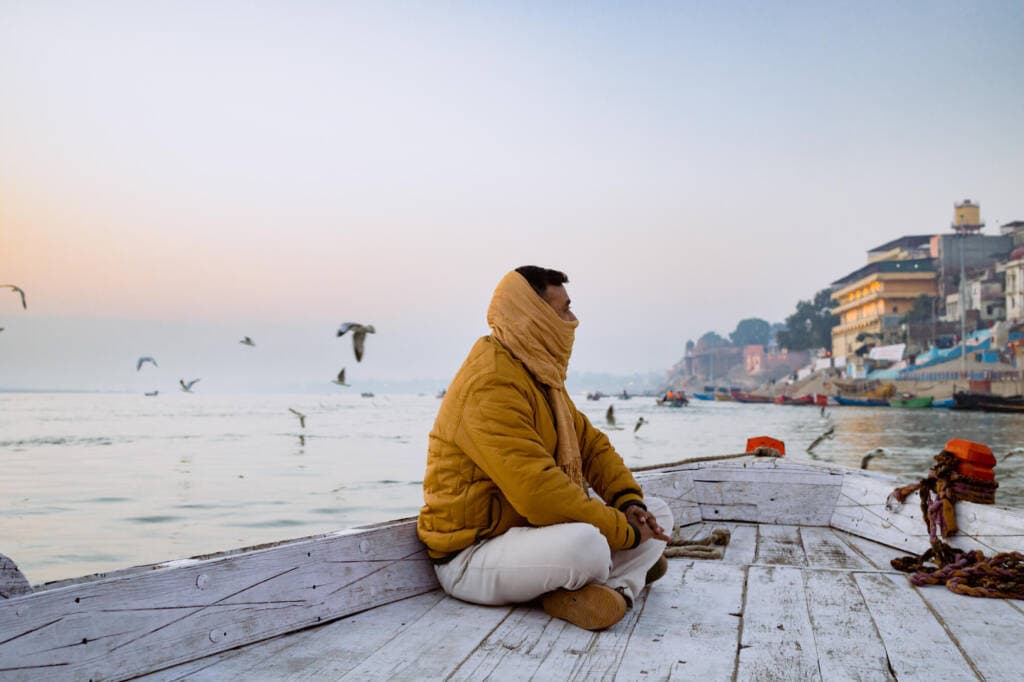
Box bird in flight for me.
[634,417,648,433]
[860,447,890,470]
[240,336,255,347]
[1,285,26,309]
[144,390,159,397]
[179,378,201,393]
[137,356,158,371]
[337,323,376,362]
[289,407,307,429]
[332,368,349,386]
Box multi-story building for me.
[932,200,1012,310]
[998,247,1024,322]
[830,258,938,358]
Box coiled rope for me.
[889,450,1024,600]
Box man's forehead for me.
[545,284,570,301]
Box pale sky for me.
[2,1,1022,391]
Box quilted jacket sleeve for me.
[453,374,639,551]
[571,402,646,512]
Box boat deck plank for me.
[853,572,979,681]
[737,565,821,681]
[914,580,1024,682]
[150,525,1020,682]
[615,560,745,682]
[803,569,893,681]
[755,524,806,566]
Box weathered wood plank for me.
[544,590,647,680]
[446,606,572,680]
[639,460,844,526]
[697,480,841,526]
[722,523,758,566]
[737,565,820,681]
[832,530,905,572]
[912,583,1024,682]
[854,573,977,680]
[830,470,1024,555]
[800,527,871,570]
[0,554,32,600]
[616,561,745,681]
[635,471,701,528]
[803,569,893,681]
[330,595,511,680]
[0,519,439,682]
[755,525,806,566]
[141,591,448,681]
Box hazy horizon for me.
[3,1,1022,391]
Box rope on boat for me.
[889,450,1024,600]
[629,446,783,473]
[664,527,731,559]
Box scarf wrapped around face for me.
[487,271,584,487]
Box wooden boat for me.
[3,456,1022,681]
[835,396,890,407]
[888,395,934,408]
[692,392,715,401]
[933,397,954,408]
[732,392,773,404]
[952,391,1024,413]
[773,394,815,406]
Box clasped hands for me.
[625,505,671,543]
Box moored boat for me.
[952,391,1024,413]
[888,395,934,408]
[773,394,815,405]
[3,454,1021,681]
[835,395,890,407]
[732,392,773,404]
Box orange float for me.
[944,438,996,468]
[746,436,785,456]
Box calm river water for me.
[3,392,1023,585]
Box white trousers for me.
[434,496,673,606]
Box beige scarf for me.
[487,271,583,488]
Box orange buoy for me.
[945,438,996,468]
[957,461,996,481]
[746,436,785,456]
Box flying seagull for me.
[332,368,349,386]
[634,416,648,433]
[240,336,255,347]
[337,322,376,362]
[289,407,307,429]
[861,447,890,470]
[179,378,201,393]
[144,390,159,397]
[137,356,158,371]
[1003,447,1024,461]
[1,285,26,309]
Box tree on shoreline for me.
[729,318,772,347]
[776,289,838,352]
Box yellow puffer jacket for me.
[417,336,645,562]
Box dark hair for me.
[515,265,569,296]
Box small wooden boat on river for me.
[3,454,1023,681]
[952,391,1024,413]
[888,395,934,408]
[835,396,890,407]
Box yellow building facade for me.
[831,260,937,357]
